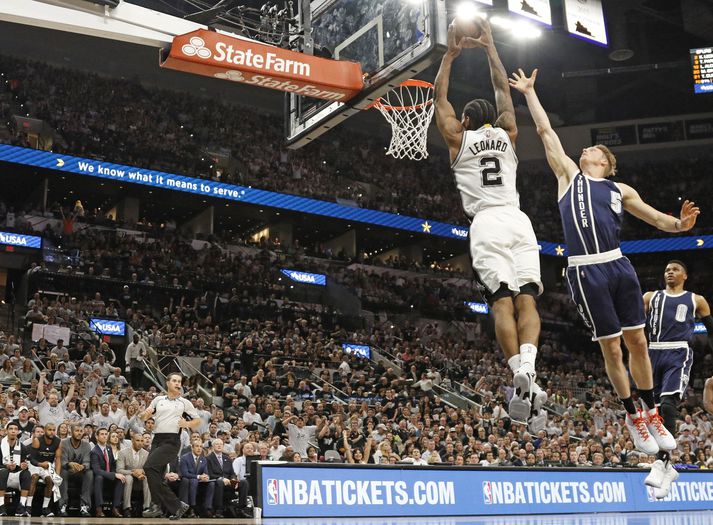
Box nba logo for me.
[646,486,656,502]
[482,481,492,504]
[266,479,279,505]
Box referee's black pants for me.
[144,433,181,515]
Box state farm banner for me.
[507,0,552,26]
[161,30,364,102]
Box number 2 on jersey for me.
[480,157,502,186]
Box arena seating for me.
[1,53,713,519]
[1,55,711,240]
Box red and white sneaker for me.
[625,411,659,455]
[645,409,677,451]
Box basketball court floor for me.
[0,512,708,525]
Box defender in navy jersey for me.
[510,68,701,459]
[643,260,713,498]
[435,20,546,432]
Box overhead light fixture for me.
[512,20,542,40]
[456,1,481,21]
[488,15,541,40]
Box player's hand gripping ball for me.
[453,15,483,45]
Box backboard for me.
[285,0,447,149]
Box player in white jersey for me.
[434,19,546,431]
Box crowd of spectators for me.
[2,55,712,241]
[0,222,711,517]
[1,53,713,519]
[2,279,713,517]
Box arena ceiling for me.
[1,0,713,129]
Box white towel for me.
[0,436,22,465]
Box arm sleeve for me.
[81,444,91,469]
[60,441,70,470]
[701,315,713,350]
[117,450,129,475]
[179,455,196,479]
[182,398,200,420]
[89,449,101,474]
[149,396,161,411]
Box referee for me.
[141,372,200,520]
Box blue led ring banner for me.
[342,343,371,359]
[89,318,127,336]
[257,463,713,518]
[0,230,42,249]
[0,144,710,256]
[465,301,489,314]
[280,268,327,286]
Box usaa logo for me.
[451,227,468,239]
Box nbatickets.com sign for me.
[481,480,627,505]
[266,479,456,507]
[162,30,364,102]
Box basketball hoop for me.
[371,79,434,161]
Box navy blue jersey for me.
[647,290,697,344]
[558,173,623,257]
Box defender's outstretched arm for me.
[509,69,578,186]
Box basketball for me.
[453,16,483,43]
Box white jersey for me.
[149,394,199,434]
[451,125,519,218]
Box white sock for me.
[641,400,656,414]
[43,497,50,508]
[508,354,521,374]
[26,496,33,507]
[20,496,27,506]
[519,344,538,368]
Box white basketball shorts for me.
[469,206,542,299]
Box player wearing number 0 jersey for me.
[510,68,701,462]
[435,19,546,432]
[643,261,713,499]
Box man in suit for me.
[90,428,125,517]
[179,442,214,517]
[116,433,155,517]
[206,438,240,518]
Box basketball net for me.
[371,80,434,161]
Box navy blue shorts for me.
[566,257,646,341]
[649,346,693,401]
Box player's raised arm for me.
[618,187,701,233]
[469,20,517,145]
[434,24,465,162]
[509,69,578,185]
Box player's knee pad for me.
[659,395,678,434]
